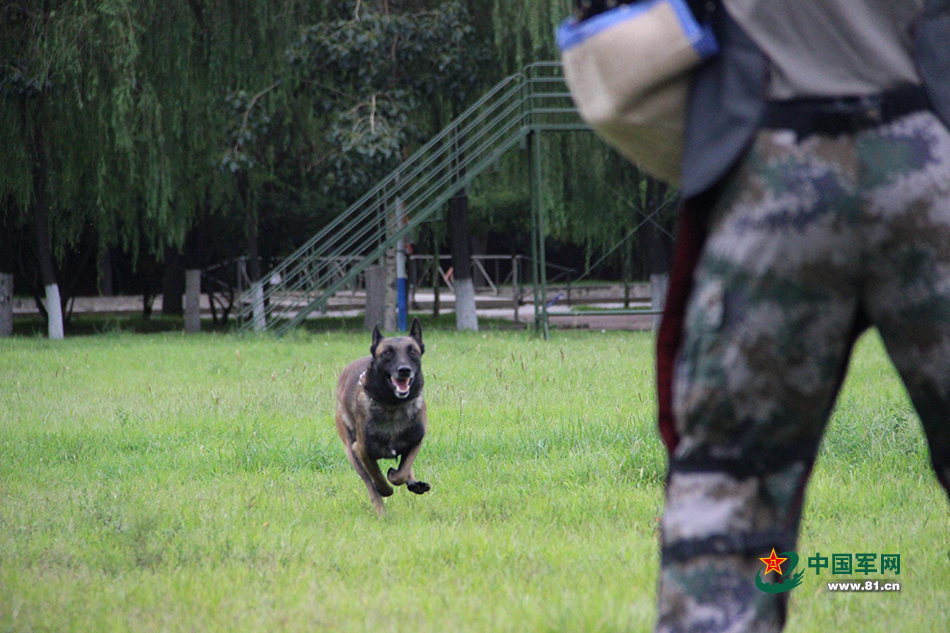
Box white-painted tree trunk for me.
[252,285,265,331]
[454,277,479,331]
[184,269,201,333]
[650,272,669,330]
[0,273,13,337]
[45,283,64,339]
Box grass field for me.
[1,324,947,632]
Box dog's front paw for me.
[386,467,403,486]
[375,482,394,497]
[407,481,430,495]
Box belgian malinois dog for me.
[335,317,430,516]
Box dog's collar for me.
[359,370,380,403]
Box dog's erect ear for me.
[409,317,424,355]
[371,325,383,357]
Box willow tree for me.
[0,1,137,338]
[127,1,315,312]
[487,0,571,74]
[469,0,676,286]
[1,3,60,338]
[1,4,209,327]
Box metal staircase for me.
[236,62,586,335]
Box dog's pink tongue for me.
[394,377,410,392]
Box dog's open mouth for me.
[391,376,413,398]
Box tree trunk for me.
[30,112,63,339]
[0,201,14,337]
[143,292,154,318]
[246,211,262,284]
[242,174,262,284]
[0,274,12,337]
[623,230,634,309]
[162,246,184,316]
[240,175,266,330]
[182,214,210,333]
[448,191,478,331]
[638,178,674,328]
[99,245,114,296]
[650,272,669,328]
[639,220,670,329]
[184,269,201,333]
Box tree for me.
[448,191,479,330]
[468,0,677,285]
[0,1,113,338]
[286,1,485,200]
[0,196,14,336]
[0,0,670,339]
[2,1,331,329]
[286,1,487,329]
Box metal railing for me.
[236,62,585,335]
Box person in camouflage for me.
[654,2,950,632]
[658,109,950,632]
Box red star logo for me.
[759,549,787,576]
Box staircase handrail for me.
[237,62,582,334]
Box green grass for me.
[0,327,947,632]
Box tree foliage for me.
[473,0,677,275]
[489,0,572,75]
[1,0,672,308]
[286,1,487,202]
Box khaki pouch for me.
[558,0,718,184]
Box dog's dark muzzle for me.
[391,366,415,398]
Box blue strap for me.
[557,0,718,57]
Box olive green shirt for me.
[722,0,924,98]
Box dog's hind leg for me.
[388,443,430,494]
[343,444,388,517]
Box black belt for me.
[762,85,933,138]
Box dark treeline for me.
[0,0,673,334]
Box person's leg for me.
[860,111,950,500]
[657,130,864,633]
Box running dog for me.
[335,318,430,516]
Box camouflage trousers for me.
[656,111,950,633]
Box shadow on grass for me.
[13,315,196,337]
[297,313,528,333]
[11,313,528,337]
